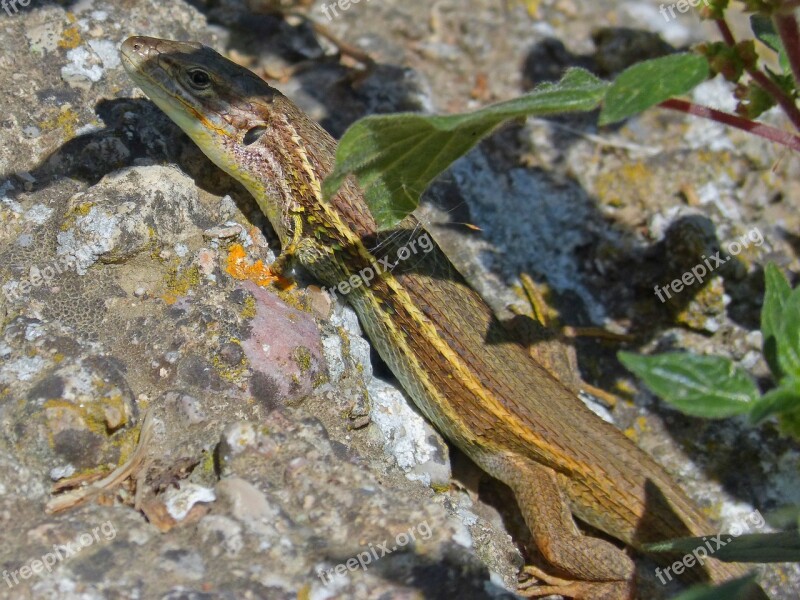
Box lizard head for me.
[120,36,334,243]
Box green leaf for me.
[670,574,758,600]
[749,380,800,424]
[777,406,800,441]
[645,531,800,563]
[598,54,709,125]
[776,288,800,379]
[618,352,759,418]
[323,68,608,229]
[761,263,792,379]
[750,15,791,74]
[765,505,800,530]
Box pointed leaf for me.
[645,531,800,563]
[599,54,709,125]
[618,352,759,418]
[323,68,608,229]
[750,15,791,74]
[776,287,800,379]
[762,263,792,379]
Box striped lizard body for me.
[121,36,766,600]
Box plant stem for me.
[660,98,800,152]
[715,18,736,46]
[715,16,800,131]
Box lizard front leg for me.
[505,457,636,600]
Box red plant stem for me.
[660,98,800,152]
[714,16,800,132]
[774,12,800,89]
[715,18,736,46]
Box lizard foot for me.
[518,565,634,600]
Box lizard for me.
[120,36,767,600]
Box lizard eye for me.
[187,68,211,90]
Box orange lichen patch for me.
[225,243,293,289]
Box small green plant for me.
[324,0,800,229]
[620,264,800,437]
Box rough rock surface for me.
[0,1,798,599]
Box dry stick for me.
[286,11,375,67]
[45,410,155,514]
[660,98,800,152]
[715,18,800,131]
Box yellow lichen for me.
[241,295,257,320]
[292,346,312,373]
[58,17,82,50]
[40,107,80,141]
[162,264,201,305]
[594,161,653,208]
[210,338,248,383]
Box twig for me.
[660,98,800,152]
[45,411,155,514]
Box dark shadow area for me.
[183,0,431,137]
[0,96,259,222]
